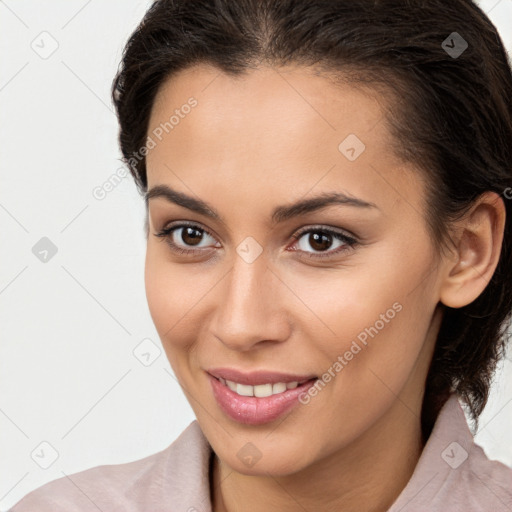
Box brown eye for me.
[305,232,334,252]
[153,222,219,255]
[180,226,205,246]
[290,226,358,260]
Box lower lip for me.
[208,373,318,425]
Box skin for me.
[143,63,505,512]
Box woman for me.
[11,0,512,510]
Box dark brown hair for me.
[111,0,512,439]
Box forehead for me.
[146,63,423,216]
[148,63,387,151]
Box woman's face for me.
[144,64,446,475]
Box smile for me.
[217,377,311,398]
[208,373,319,425]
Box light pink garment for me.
[9,393,512,511]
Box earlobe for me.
[439,191,506,309]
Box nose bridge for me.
[211,249,288,351]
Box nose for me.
[210,251,291,352]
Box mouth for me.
[207,367,317,387]
[212,375,317,398]
[207,372,319,425]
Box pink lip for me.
[207,367,317,386]
[207,372,318,425]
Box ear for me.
[439,191,506,309]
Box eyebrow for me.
[145,184,378,225]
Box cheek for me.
[144,245,219,360]
[144,248,169,332]
[291,279,406,382]
[292,241,437,394]
[144,257,200,381]
[144,247,191,349]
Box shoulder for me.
[8,421,209,512]
[424,442,512,511]
[389,394,512,511]
[461,441,512,509]
[441,398,512,510]
[8,446,172,512]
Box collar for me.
[388,392,473,510]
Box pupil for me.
[310,232,331,251]
[182,227,203,246]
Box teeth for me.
[220,378,308,397]
[236,383,254,396]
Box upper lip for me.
[207,368,317,386]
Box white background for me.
[1,0,511,509]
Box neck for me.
[210,395,425,512]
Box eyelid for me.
[154,221,359,259]
[154,220,219,247]
[157,220,216,236]
[287,225,358,260]
[290,224,358,243]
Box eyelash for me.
[153,221,358,260]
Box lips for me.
[207,367,317,386]
[207,373,319,425]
